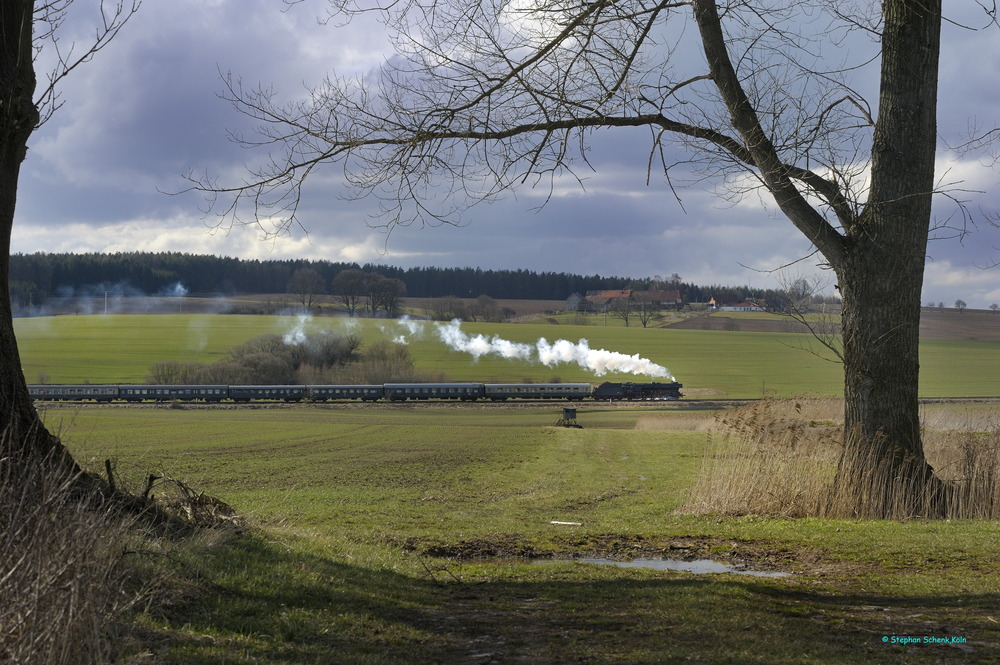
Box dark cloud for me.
[12,1,1000,309]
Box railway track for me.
[32,395,1000,411]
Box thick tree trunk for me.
[831,0,943,517]
[1,1,77,468]
[836,237,940,517]
[696,0,945,517]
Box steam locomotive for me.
[27,381,683,403]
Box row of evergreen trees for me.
[9,251,783,309]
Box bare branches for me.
[32,0,142,127]
[188,0,898,265]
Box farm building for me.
[569,288,684,312]
[708,294,742,309]
[631,289,683,310]
[565,292,596,312]
[718,302,764,312]
[585,289,633,309]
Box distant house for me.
[708,294,742,309]
[585,289,632,310]
[719,302,764,312]
[632,289,683,310]
[565,292,596,312]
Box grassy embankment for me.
[18,312,1000,662]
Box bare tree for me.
[609,296,634,327]
[287,267,326,313]
[369,275,406,317]
[472,294,501,322]
[331,268,368,316]
[774,272,842,360]
[190,1,998,515]
[428,295,467,321]
[2,1,140,464]
[635,299,660,328]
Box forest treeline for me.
[9,251,786,310]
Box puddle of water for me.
[559,558,791,578]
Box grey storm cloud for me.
[12,1,1000,308]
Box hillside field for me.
[14,310,1000,398]
[42,401,1000,663]
[20,308,1000,662]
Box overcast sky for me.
[13,1,1000,308]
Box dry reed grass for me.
[1,432,143,665]
[634,412,716,432]
[683,398,1000,519]
[683,399,843,516]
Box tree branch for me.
[691,0,847,268]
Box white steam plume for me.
[282,314,311,345]
[430,319,673,378]
[535,337,672,378]
[162,281,189,297]
[380,315,425,345]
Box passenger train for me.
[27,381,684,403]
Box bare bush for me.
[0,435,140,664]
[228,334,290,361]
[148,360,212,385]
[342,340,419,384]
[324,341,446,384]
[288,331,361,370]
[147,331,363,385]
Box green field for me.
[15,313,1000,397]
[18,312,1000,662]
[45,404,1000,664]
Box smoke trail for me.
[536,337,671,377]
[380,315,425,344]
[431,319,673,378]
[282,314,311,345]
[434,320,533,361]
[160,282,189,297]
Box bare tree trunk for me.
[697,0,944,516]
[833,0,943,516]
[836,245,939,516]
[1,1,77,468]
